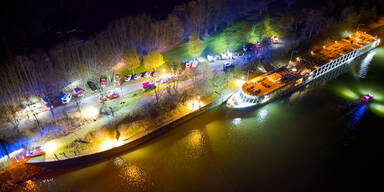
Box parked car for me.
[151,71,160,77]
[100,91,120,101]
[223,62,234,71]
[73,87,84,97]
[26,146,45,158]
[133,74,142,80]
[113,74,121,86]
[124,75,132,82]
[160,73,178,83]
[185,59,198,68]
[41,96,53,109]
[272,36,279,44]
[142,81,156,91]
[100,77,107,88]
[59,92,72,104]
[207,54,220,62]
[87,81,98,91]
[142,71,151,78]
[106,91,120,100]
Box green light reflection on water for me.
[333,86,360,101]
[356,87,384,103]
[369,103,384,117]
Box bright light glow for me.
[357,51,376,78]
[257,109,268,121]
[82,106,99,119]
[187,99,204,111]
[114,139,125,147]
[43,141,57,153]
[369,103,384,117]
[226,92,258,108]
[162,69,166,73]
[99,139,125,152]
[257,66,266,73]
[233,79,245,87]
[296,57,300,62]
[0,148,24,163]
[232,118,241,125]
[207,55,213,62]
[342,31,353,38]
[335,87,359,101]
[100,140,114,151]
[356,88,384,103]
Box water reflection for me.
[232,118,241,125]
[188,130,203,148]
[369,103,384,117]
[118,163,151,191]
[348,104,367,130]
[19,180,39,192]
[257,109,268,121]
[334,86,359,101]
[357,51,376,79]
[113,157,126,168]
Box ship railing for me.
[305,38,379,84]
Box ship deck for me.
[242,68,298,97]
[240,31,377,99]
[307,31,377,66]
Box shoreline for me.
[26,91,234,167]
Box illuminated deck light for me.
[43,141,57,153]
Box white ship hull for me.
[227,38,381,109]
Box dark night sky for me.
[0,0,188,52]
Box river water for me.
[16,48,384,192]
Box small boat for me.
[361,93,373,103]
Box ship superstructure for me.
[227,31,380,108]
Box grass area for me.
[163,21,265,64]
[119,62,172,76]
[163,42,191,63]
[118,14,279,76]
[163,24,245,63]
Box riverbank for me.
[0,89,234,191]
[27,89,234,167]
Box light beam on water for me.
[357,51,376,79]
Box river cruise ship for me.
[227,31,381,108]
